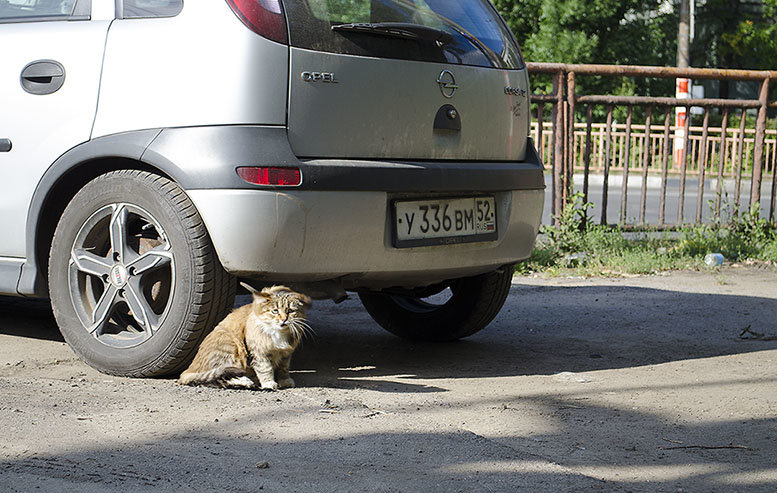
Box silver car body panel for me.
[91,1,289,138]
[0,19,110,257]
[287,48,530,160]
[187,188,543,288]
[0,258,24,294]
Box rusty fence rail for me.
[527,63,777,228]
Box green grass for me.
[518,193,777,277]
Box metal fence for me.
[532,122,777,179]
[528,63,777,228]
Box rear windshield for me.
[282,0,524,69]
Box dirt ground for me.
[0,266,775,492]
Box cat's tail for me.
[177,366,255,388]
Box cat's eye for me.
[272,309,279,314]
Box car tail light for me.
[225,0,287,45]
[237,167,301,186]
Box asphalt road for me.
[1,267,776,492]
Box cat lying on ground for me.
[178,283,312,390]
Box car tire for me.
[358,267,514,342]
[48,170,236,377]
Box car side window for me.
[122,0,182,18]
[0,0,77,20]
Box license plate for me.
[393,196,497,248]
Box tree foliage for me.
[494,0,676,65]
[692,0,777,70]
[493,0,678,97]
[494,0,777,71]
[492,0,777,102]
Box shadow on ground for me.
[287,284,777,390]
[0,296,62,342]
[2,282,776,387]
[0,392,773,491]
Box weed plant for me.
[519,193,777,276]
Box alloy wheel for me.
[68,203,175,348]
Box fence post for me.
[620,106,633,224]
[771,137,777,223]
[695,109,711,224]
[583,105,593,208]
[715,108,729,220]
[566,71,576,206]
[659,107,671,226]
[601,106,613,226]
[751,77,770,210]
[639,106,653,225]
[735,110,747,208]
[552,69,566,220]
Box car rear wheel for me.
[358,267,514,342]
[48,170,235,377]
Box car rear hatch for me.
[282,0,530,162]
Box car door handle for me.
[21,60,65,95]
[0,139,11,152]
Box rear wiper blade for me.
[332,21,501,67]
[332,22,454,45]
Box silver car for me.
[0,0,544,377]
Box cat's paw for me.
[277,377,295,389]
[260,381,279,391]
[225,376,256,389]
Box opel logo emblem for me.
[436,69,458,98]
[110,264,129,288]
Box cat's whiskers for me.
[289,318,315,342]
[294,319,314,334]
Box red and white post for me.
[674,77,690,166]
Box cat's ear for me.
[295,292,312,307]
[241,282,271,304]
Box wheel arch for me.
[19,130,192,297]
[19,125,305,296]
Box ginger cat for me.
[178,283,312,390]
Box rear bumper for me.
[188,188,544,289]
[175,126,545,289]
